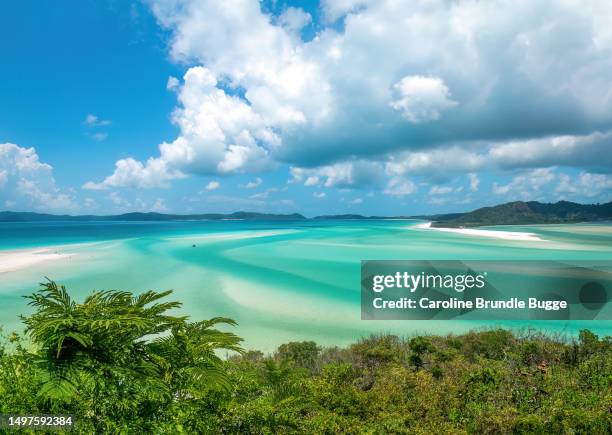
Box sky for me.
[1,0,611,217]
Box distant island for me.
[0,211,307,222]
[1,200,611,227]
[425,200,612,228]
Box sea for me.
[1,219,611,351]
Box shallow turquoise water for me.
[1,220,611,351]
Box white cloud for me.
[556,172,612,198]
[321,0,369,23]
[16,179,76,211]
[386,147,485,181]
[91,132,108,142]
[304,176,320,186]
[249,191,269,199]
[468,173,480,192]
[166,76,180,90]
[84,114,111,143]
[579,173,612,193]
[383,177,417,196]
[151,198,169,212]
[104,192,169,212]
[84,114,111,127]
[0,143,77,211]
[382,131,612,185]
[278,7,312,34]
[92,0,612,196]
[429,197,449,205]
[492,168,556,198]
[83,157,182,189]
[390,76,457,123]
[290,160,383,188]
[249,187,283,200]
[86,66,278,188]
[555,173,577,195]
[245,177,263,188]
[429,185,453,195]
[84,197,97,209]
[108,191,128,207]
[313,191,326,198]
[350,197,363,204]
[205,180,220,191]
[488,132,612,172]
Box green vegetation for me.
[430,200,612,227]
[1,281,611,433]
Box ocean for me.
[1,219,611,351]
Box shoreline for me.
[414,222,543,241]
[0,242,105,274]
[0,247,74,274]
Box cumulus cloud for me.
[0,170,7,188]
[105,192,170,212]
[386,147,485,181]
[278,7,312,34]
[83,157,182,189]
[390,76,457,123]
[492,168,556,198]
[383,177,417,196]
[321,0,368,22]
[166,76,180,90]
[489,132,612,172]
[108,191,129,207]
[304,176,320,186]
[556,172,612,198]
[205,180,220,191]
[245,177,263,188]
[290,160,383,188]
[89,0,612,203]
[0,143,77,211]
[86,66,278,188]
[383,131,612,184]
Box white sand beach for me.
[0,248,74,274]
[414,222,543,241]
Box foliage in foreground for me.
[0,281,611,434]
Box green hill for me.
[431,200,612,227]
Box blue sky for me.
[1,0,611,216]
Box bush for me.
[276,341,320,370]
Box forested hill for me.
[430,200,612,227]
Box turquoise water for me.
[1,220,611,351]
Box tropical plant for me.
[148,317,243,399]
[20,279,242,432]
